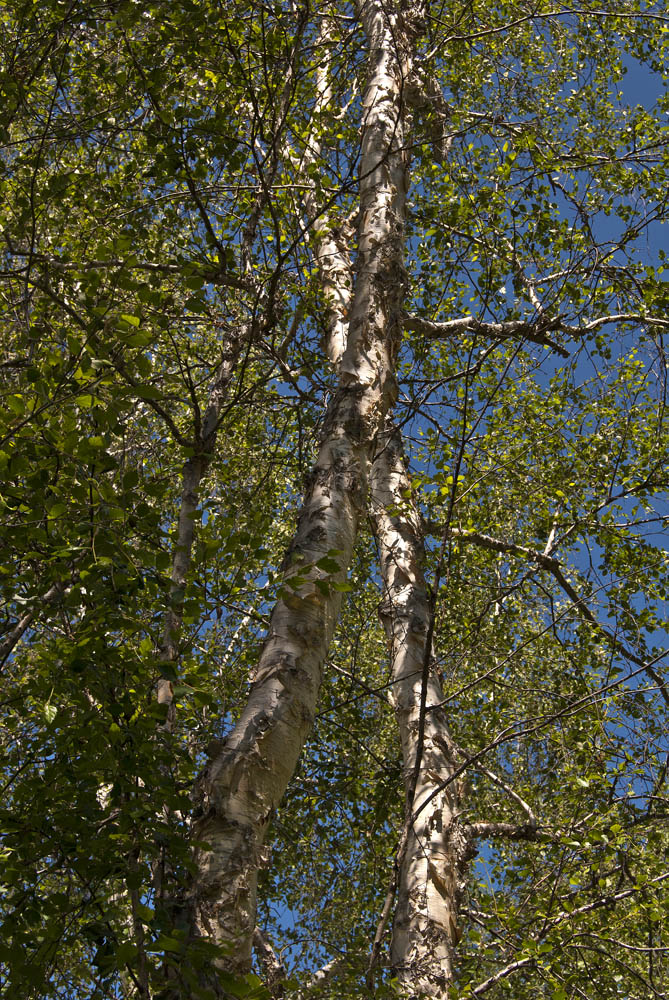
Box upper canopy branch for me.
[404,311,669,358]
[404,311,569,356]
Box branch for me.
[157,312,262,722]
[544,870,669,929]
[468,871,669,996]
[570,930,669,955]
[467,821,540,841]
[107,359,192,449]
[564,313,669,334]
[424,525,538,560]
[3,251,252,291]
[253,931,349,999]
[451,740,537,830]
[433,7,669,51]
[405,310,669,359]
[471,956,535,996]
[367,853,402,987]
[253,928,286,992]
[538,553,669,709]
[304,953,349,989]
[0,580,69,666]
[404,312,569,357]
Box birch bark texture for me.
[300,17,467,992]
[296,19,353,370]
[190,0,420,972]
[371,430,472,998]
[297,9,468,990]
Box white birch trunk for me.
[298,22,352,369]
[371,429,472,998]
[297,10,471,990]
[190,0,420,975]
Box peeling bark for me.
[371,428,473,998]
[190,0,420,975]
[253,927,287,994]
[297,7,473,991]
[297,21,353,369]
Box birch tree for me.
[1,2,668,999]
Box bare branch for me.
[404,312,569,357]
[253,928,286,992]
[471,956,535,996]
[0,580,69,666]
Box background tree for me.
[1,2,668,999]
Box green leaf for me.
[315,556,340,574]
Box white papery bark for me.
[298,9,471,991]
[191,0,420,974]
[298,22,353,369]
[371,430,472,998]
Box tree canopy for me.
[1,1,668,999]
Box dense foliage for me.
[1,1,668,998]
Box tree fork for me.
[188,0,420,974]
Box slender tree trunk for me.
[158,0,308,712]
[297,18,352,369]
[370,428,472,998]
[156,324,256,715]
[190,0,420,975]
